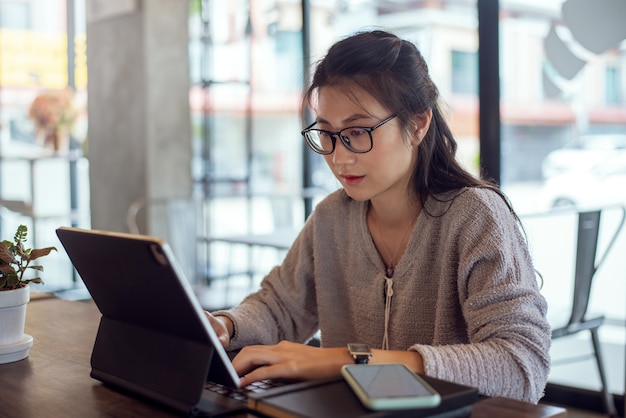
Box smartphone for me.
[341,363,441,411]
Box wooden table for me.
[0,297,567,417]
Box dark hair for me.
[302,30,516,217]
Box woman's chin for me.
[342,188,370,202]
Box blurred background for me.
[0,0,625,413]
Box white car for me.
[540,155,626,209]
[541,134,626,179]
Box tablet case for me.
[247,374,479,418]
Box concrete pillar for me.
[85,0,192,238]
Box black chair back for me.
[569,210,601,326]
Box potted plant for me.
[0,225,56,364]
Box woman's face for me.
[316,86,418,203]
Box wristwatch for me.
[347,343,372,364]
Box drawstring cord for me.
[382,277,394,350]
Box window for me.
[606,65,622,105]
[0,1,31,30]
[499,0,626,402]
[451,50,478,95]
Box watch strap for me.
[353,354,370,364]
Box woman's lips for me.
[342,175,364,186]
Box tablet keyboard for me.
[204,380,285,401]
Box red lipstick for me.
[343,175,364,186]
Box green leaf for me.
[2,275,20,289]
[29,247,57,261]
[15,225,28,243]
[16,242,26,258]
[0,242,16,264]
[0,264,17,274]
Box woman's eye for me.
[348,128,366,137]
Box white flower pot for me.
[0,285,33,364]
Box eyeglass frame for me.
[300,114,397,155]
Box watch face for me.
[348,343,371,355]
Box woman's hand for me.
[232,341,352,387]
[231,342,426,387]
[204,312,233,349]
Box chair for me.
[548,206,625,417]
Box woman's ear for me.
[411,108,433,146]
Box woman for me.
[206,30,550,403]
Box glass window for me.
[499,0,626,399]
[1,1,31,30]
[189,0,305,244]
[452,50,478,95]
[0,0,89,294]
[606,65,621,105]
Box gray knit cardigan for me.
[216,187,551,403]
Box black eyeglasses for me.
[301,114,397,155]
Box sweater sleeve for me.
[412,189,551,404]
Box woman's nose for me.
[331,137,356,164]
